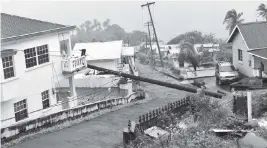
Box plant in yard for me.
[223,9,244,35]
[256,3,267,20]
[137,52,149,64]
[252,91,267,117]
[255,127,267,140]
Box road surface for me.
[10,61,190,148]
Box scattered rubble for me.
[144,126,169,139]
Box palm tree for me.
[178,40,199,73]
[257,3,267,20]
[223,9,244,35]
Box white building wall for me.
[232,32,253,77]
[1,31,72,127]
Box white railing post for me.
[247,91,252,122]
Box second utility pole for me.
[141,2,164,68]
[145,22,154,66]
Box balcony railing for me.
[62,56,86,73]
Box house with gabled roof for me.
[0,13,84,128]
[227,21,267,78]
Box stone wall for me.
[1,91,145,144]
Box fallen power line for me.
[87,64,223,99]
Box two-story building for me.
[227,21,267,78]
[1,13,84,128]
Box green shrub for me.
[138,53,149,64]
[252,92,267,117]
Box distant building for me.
[73,41,123,72]
[194,43,220,54]
[227,21,267,77]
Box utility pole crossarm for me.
[141,2,155,7]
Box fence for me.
[123,96,190,145]
[136,96,190,132]
[1,90,145,145]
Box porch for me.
[250,49,267,78]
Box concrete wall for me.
[232,32,253,77]
[1,31,72,127]
[88,59,119,71]
[1,91,145,144]
[58,75,120,88]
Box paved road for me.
[11,62,190,148]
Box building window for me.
[60,39,70,55]
[24,45,49,68]
[2,56,15,79]
[238,49,243,61]
[24,47,37,68]
[14,99,28,122]
[41,90,50,109]
[37,45,49,65]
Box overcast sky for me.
[2,1,264,42]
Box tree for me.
[71,19,147,47]
[256,3,267,20]
[103,18,111,29]
[178,40,199,72]
[223,9,244,35]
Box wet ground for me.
[10,61,191,148]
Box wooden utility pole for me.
[87,64,223,98]
[141,2,164,68]
[145,22,154,66]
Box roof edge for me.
[1,26,76,43]
[226,25,239,43]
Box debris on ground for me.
[239,132,267,148]
[144,126,169,139]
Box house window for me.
[41,90,50,109]
[37,45,49,65]
[60,39,70,55]
[24,45,49,68]
[24,47,37,68]
[2,56,15,79]
[14,99,28,122]
[238,49,243,61]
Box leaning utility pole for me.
[87,64,223,99]
[145,22,154,66]
[141,2,164,68]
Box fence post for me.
[247,91,252,122]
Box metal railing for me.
[61,56,86,73]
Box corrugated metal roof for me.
[248,48,267,59]
[1,13,67,39]
[228,21,267,49]
[73,41,123,60]
[238,21,267,49]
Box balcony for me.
[62,56,86,74]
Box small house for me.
[227,21,267,78]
